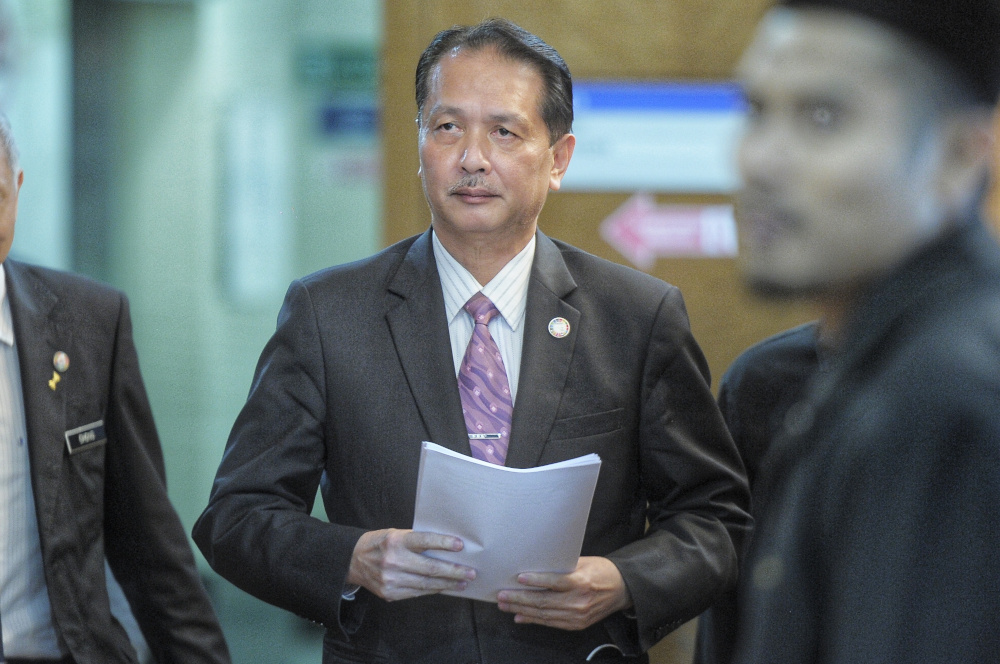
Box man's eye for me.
[496,127,514,137]
[439,122,456,131]
[807,105,838,129]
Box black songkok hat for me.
[779,0,1000,104]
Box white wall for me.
[4,0,71,269]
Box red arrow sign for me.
[599,193,737,270]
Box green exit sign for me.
[297,46,377,93]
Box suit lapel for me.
[385,231,470,454]
[505,233,579,469]
[5,259,70,533]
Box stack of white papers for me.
[412,441,602,603]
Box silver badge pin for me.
[53,351,70,373]
[548,317,571,338]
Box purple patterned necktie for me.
[459,292,513,465]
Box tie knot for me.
[464,292,499,326]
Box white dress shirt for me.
[432,230,534,404]
[341,232,536,602]
[0,264,63,659]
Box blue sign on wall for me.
[563,81,746,193]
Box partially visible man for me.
[194,18,750,664]
[0,114,230,663]
[693,322,824,664]
[729,0,1000,661]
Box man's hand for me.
[495,556,632,631]
[346,528,476,601]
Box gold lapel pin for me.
[49,371,60,391]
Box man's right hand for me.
[346,528,476,601]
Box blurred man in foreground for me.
[694,321,824,664]
[729,0,1000,661]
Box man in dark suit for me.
[729,1,1000,661]
[194,18,750,664]
[0,115,230,664]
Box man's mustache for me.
[448,176,499,196]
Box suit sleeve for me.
[102,294,231,664]
[192,280,367,634]
[606,287,751,652]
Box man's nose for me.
[738,117,794,192]
[460,131,492,174]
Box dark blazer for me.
[731,220,1000,663]
[6,259,230,664]
[694,322,822,664]
[194,230,750,664]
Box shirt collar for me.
[0,264,12,347]
[432,230,535,331]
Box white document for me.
[412,441,601,603]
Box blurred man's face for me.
[0,149,22,264]
[736,9,950,297]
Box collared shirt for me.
[341,232,535,604]
[432,230,534,404]
[0,264,62,658]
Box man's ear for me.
[548,133,576,191]
[416,116,425,178]
[937,109,995,215]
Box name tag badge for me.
[65,420,107,455]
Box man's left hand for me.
[496,556,632,631]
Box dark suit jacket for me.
[694,322,821,664]
[731,220,1000,663]
[6,259,230,664]
[194,230,750,664]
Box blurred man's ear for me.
[936,109,996,216]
